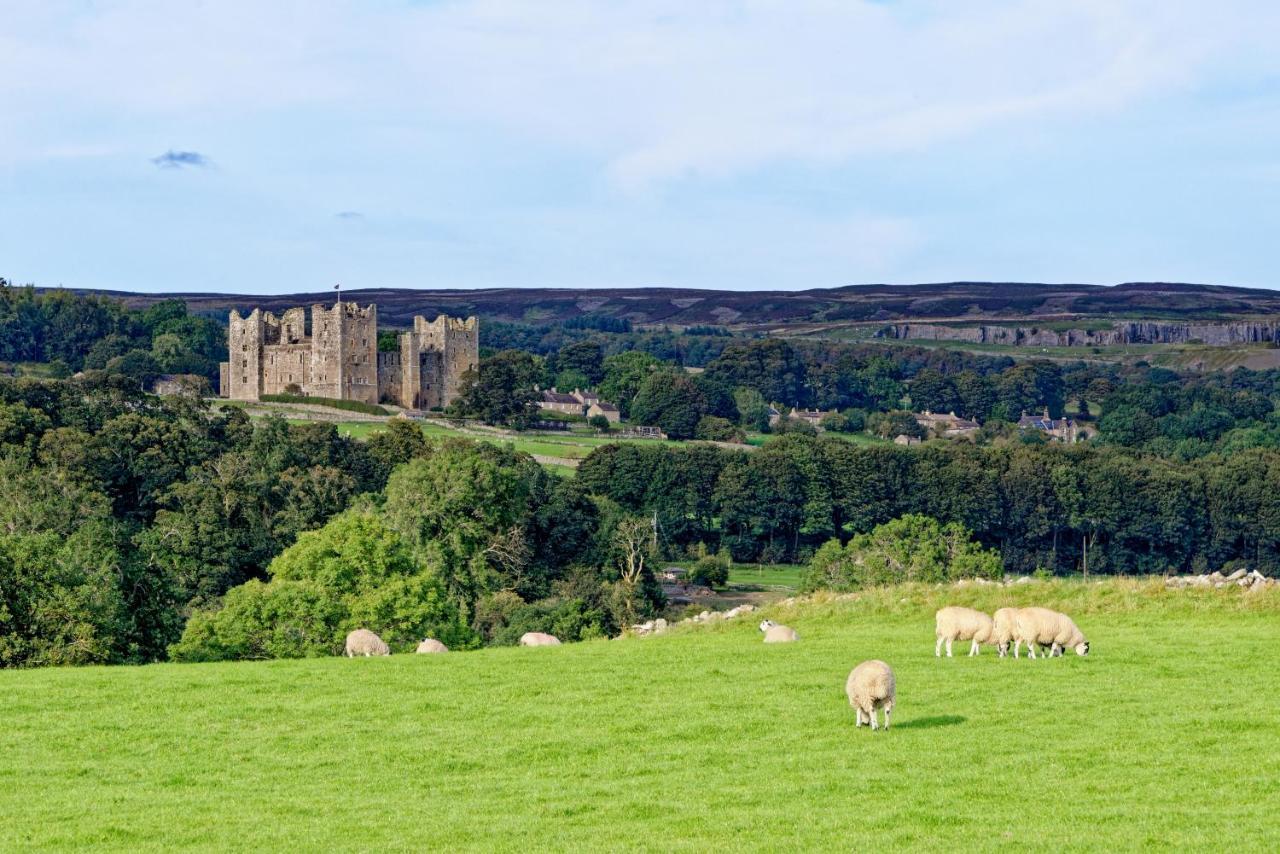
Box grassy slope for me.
[3,580,1277,851]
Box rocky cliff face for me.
[880,321,1280,347]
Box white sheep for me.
[1013,607,1089,659]
[758,619,799,643]
[846,660,896,731]
[992,607,1020,657]
[415,638,448,654]
[934,606,995,657]
[344,628,390,657]
[519,632,561,647]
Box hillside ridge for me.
[39,280,1280,329]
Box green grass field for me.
[726,562,808,589]
[3,580,1277,851]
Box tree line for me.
[0,283,227,383]
[576,435,1280,575]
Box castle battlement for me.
[220,300,477,410]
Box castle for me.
[220,302,478,410]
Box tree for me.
[733,387,771,432]
[588,414,611,433]
[628,370,708,439]
[452,350,542,428]
[555,340,605,385]
[606,515,659,625]
[910,369,960,414]
[382,442,543,605]
[866,410,924,439]
[704,339,807,406]
[599,351,663,418]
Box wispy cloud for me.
[151,150,211,169]
[335,210,364,220]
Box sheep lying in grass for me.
[1013,607,1089,658]
[846,660,896,731]
[345,629,390,657]
[416,638,448,654]
[934,606,995,657]
[759,619,799,643]
[992,607,1021,658]
[519,632,561,647]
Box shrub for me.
[687,550,731,588]
[260,393,389,416]
[801,514,1003,592]
[170,511,475,661]
[694,415,745,443]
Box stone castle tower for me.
[221,301,477,410]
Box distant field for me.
[0,361,65,378]
[4,580,1277,850]
[726,563,808,589]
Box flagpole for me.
[334,282,341,309]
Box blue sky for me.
[3,0,1280,294]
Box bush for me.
[687,551,731,588]
[588,414,611,433]
[260,394,389,416]
[694,415,745,443]
[801,514,1003,592]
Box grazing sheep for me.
[345,629,390,658]
[1013,607,1089,659]
[934,606,995,657]
[846,660,896,731]
[416,638,448,654]
[992,607,1020,657]
[519,632,561,647]
[758,619,799,643]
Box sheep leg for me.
[969,639,979,656]
[946,638,953,657]
[1028,642,1037,660]
[1014,639,1022,658]
[883,706,891,730]
[869,707,879,731]
[855,708,863,727]
[935,636,944,657]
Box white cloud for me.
[2,0,1278,185]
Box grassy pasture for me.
[3,580,1277,851]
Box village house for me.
[540,389,586,416]
[572,388,600,406]
[766,405,782,427]
[1018,408,1086,443]
[914,409,981,438]
[587,401,621,423]
[894,434,922,446]
[792,408,838,429]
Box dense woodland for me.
[0,282,226,384]
[2,287,1280,667]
